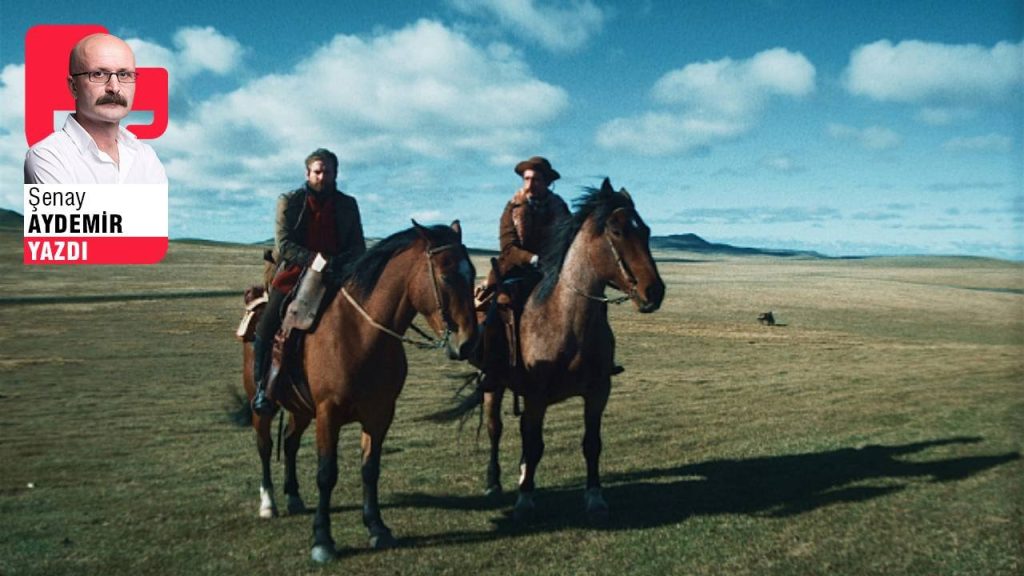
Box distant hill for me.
[0,211,820,260]
[651,233,826,258]
[249,236,496,256]
[0,208,22,230]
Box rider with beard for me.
[251,148,365,415]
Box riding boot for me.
[252,335,275,415]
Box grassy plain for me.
[1,231,1021,575]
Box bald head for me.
[69,33,135,75]
[67,33,137,128]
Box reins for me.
[569,284,632,305]
[569,233,639,306]
[339,242,460,350]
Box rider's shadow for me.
[387,436,1019,544]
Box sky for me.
[1,0,1022,259]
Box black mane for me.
[533,181,635,302]
[343,224,459,298]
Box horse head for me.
[412,220,479,360]
[592,178,665,313]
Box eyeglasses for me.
[71,70,138,84]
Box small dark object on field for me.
[757,311,787,327]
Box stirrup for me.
[252,389,275,415]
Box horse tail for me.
[420,371,484,424]
[227,384,253,427]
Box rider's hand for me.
[311,253,328,272]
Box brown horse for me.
[241,221,477,562]
[451,178,665,521]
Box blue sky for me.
[2,0,1021,258]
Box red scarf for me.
[304,191,338,254]
[271,191,338,293]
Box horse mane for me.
[343,224,458,298]
[533,181,635,303]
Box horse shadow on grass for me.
[383,436,1019,549]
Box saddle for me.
[237,266,331,416]
[473,259,538,395]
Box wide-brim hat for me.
[514,156,560,183]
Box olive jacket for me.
[274,184,366,270]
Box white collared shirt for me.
[24,114,167,185]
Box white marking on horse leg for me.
[259,486,277,519]
[311,543,335,563]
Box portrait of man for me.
[23,33,167,185]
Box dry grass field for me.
[1,229,1021,575]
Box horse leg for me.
[484,387,505,497]
[361,426,397,549]
[283,412,311,515]
[514,397,547,522]
[254,412,277,519]
[310,411,340,563]
[582,380,611,522]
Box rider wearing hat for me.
[473,157,570,378]
[496,156,570,283]
[476,156,622,377]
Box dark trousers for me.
[253,287,287,388]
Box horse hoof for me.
[512,493,536,522]
[484,483,503,498]
[286,495,306,515]
[369,530,396,550]
[584,487,609,523]
[258,506,277,519]
[586,505,610,523]
[310,544,335,563]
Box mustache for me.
[95,93,128,107]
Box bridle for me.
[570,227,641,306]
[341,242,462,350]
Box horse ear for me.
[411,219,430,241]
[601,177,614,194]
[620,187,632,202]
[450,219,462,240]
[608,207,631,232]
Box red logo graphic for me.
[25,24,168,147]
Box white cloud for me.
[449,0,606,52]
[915,107,976,126]
[126,26,243,92]
[410,209,445,223]
[653,48,815,116]
[0,20,568,236]
[844,39,1024,103]
[156,19,568,189]
[0,64,25,136]
[0,64,26,208]
[595,113,745,156]
[597,48,815,156]
[827,123,903,151]
[761,153,802,173]
[942,133,1013,153]
[173,26,244,75]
